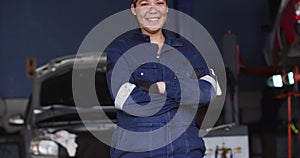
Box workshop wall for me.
[191,0,271,91]
[0,0,270,97]
[0,0,130,97]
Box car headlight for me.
[31,140,58,156]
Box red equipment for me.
[276,65,300,158]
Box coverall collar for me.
[133,29,184,47]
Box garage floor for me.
[0,133,21,158]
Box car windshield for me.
[35,67,116,125]
[40,68,113,107]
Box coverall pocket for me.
[132,63,158,82]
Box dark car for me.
[9,53,116,158]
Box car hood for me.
[34,105,116,129]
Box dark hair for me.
[132,0,137,7]
[132,0,167,7]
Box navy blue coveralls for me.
[106,29,215,158]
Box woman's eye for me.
[156,2,165,5]
[140,3,148,6]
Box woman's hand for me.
[134,80,165,94]
[156,81,166,94]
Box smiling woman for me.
[131,0,168,55]
[105,0,217,157]
[131,0,168,34]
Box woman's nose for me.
[148,3,158,13]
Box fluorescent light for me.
[288,72,295,85]
[272,75,283,87]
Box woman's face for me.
[131,0,168,34]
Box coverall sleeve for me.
[164,46,217,106]
[105,42,166,111]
